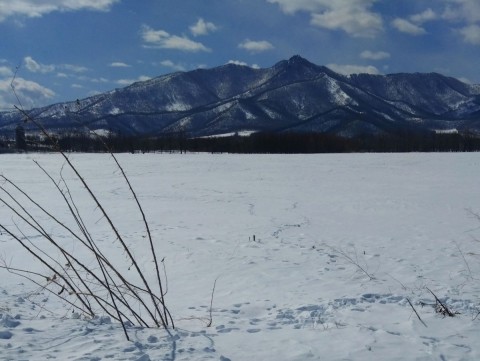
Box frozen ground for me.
[1,152,480,360]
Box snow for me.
[325,76,356,106]
[214,101,235,113]
[1,152,480,360]
[243,110,256,120]
[259,104,281,119]
[200,130,258,138]
[90,128,112,137]
[435,129,459,134]
[166,102,190,112]
[109,107,122,115]
[176,117,192,129]
[386,100,418,115]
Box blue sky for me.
[1,0,479,110]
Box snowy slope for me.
[1,152,480,360]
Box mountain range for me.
[1,55,480,138]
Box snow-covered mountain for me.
[1,55,480,137]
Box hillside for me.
[1,56,480,138]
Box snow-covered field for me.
[1,152,480,361]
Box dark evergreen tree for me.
[15,125,27,151]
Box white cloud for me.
[310,7,382,38]
[457,76,472,84]
[190,18,218,37]
[327,63,380,75]
[87,90,102,97]
[141,25,211,52]
[24,56,55,73]
[267,0,325,14]
[24,56,89,74]
[116,75,151,86]
[90,77,109,83]
[0,76,55,109]
[228,60,248,66]
[62,64,88,73]
[0,0,120,22]
[10,77,55,97]
[459,24,480,44]
[156,60,186,71]
[0,66,13,77]
[392,18,427,35]
[390,8,439,37]
[268,0,383,38]
[443,0,480,23]
[441,1,480,45]
[109,62,131,68]
[410,8,437,23]
[360,50,390,60]
[71,84,83,88]
[227,60,261,69]
[238,39,274,53]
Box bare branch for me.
[406,298,428,328]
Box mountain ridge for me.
[1,56,479,138]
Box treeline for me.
[189,131,480,153]
[44,131,480,153]
[187,131,480,153]
[4,130,480,153]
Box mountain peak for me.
[287,55,312,65]
[271,55,327,80]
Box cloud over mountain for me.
[141,25,211,52]
[238,39,274,53]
